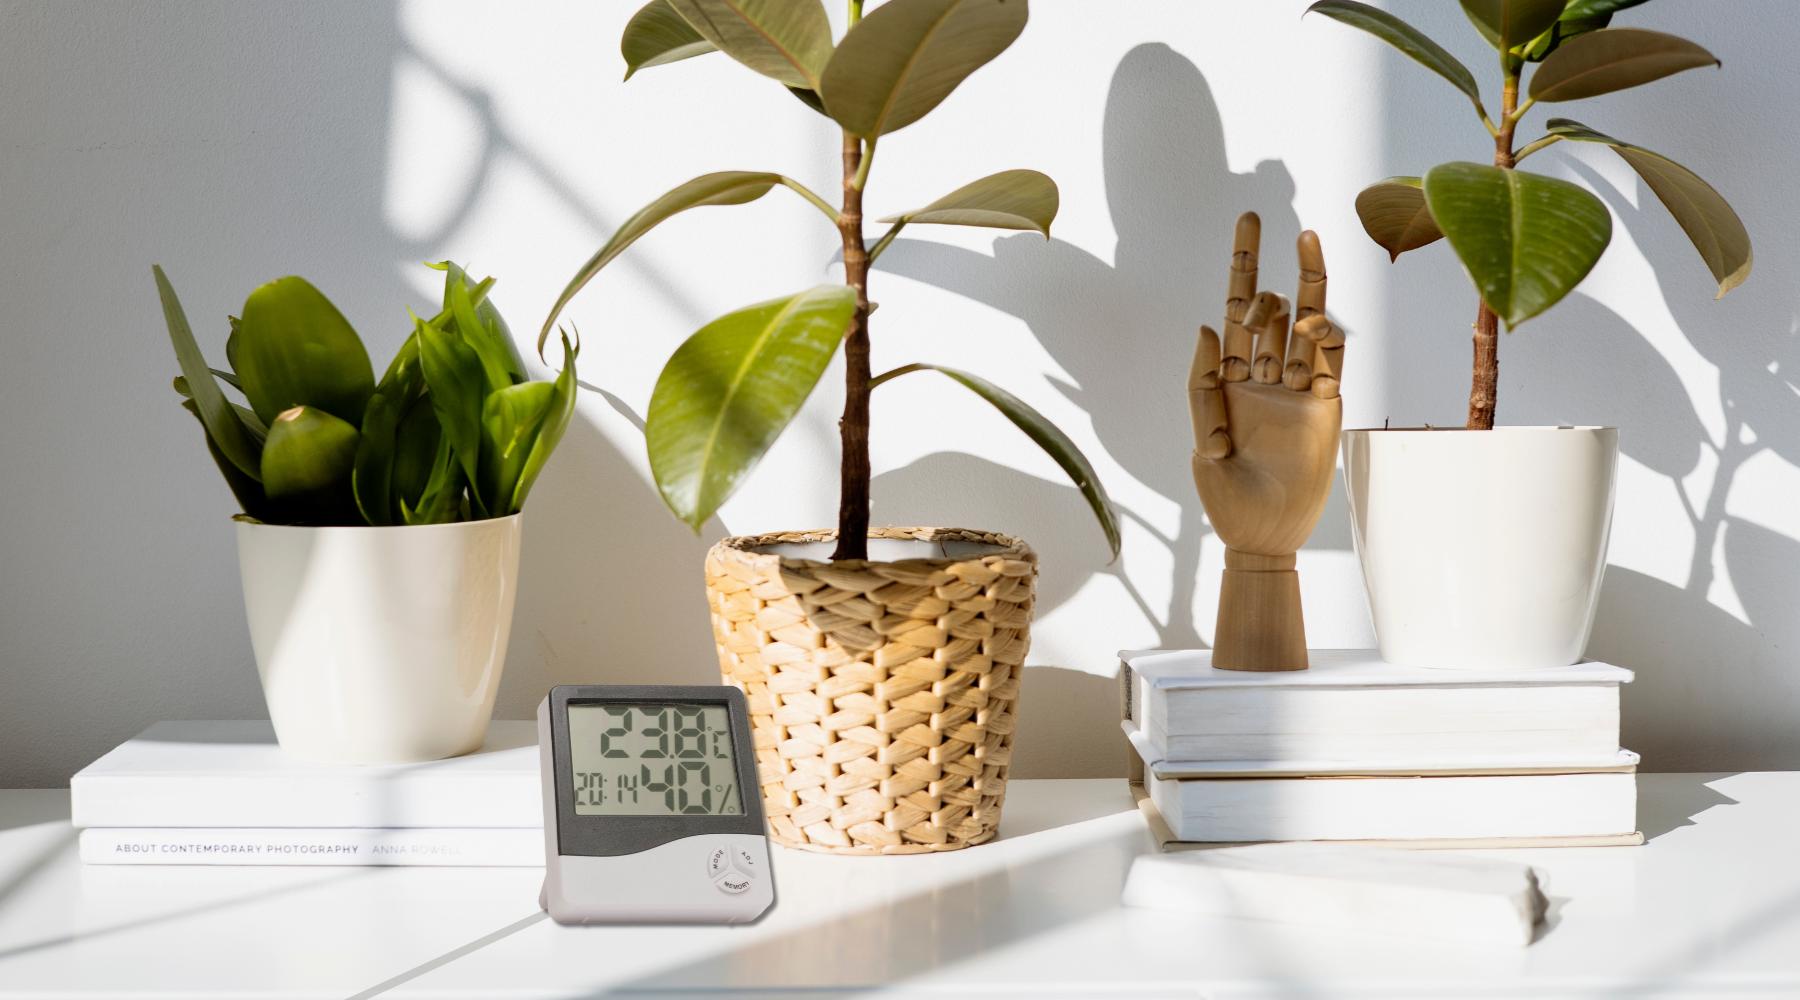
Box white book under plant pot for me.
[153,262,578,764]
[1312,3,1752,669]
[536,5,1120,855]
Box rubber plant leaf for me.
[1528,29,1716,102]
[416,314,491,515]
[507,334,579,514]
[539,171,786,354]
[645,285,857,531]
[872,363,1120,560]
[1422,161,1613,328]
[154,267,264,480]
[1459,0,1567,52]
[180,398,268,517]
[260,404,360,516]
[663,0,832,90]
[1354,176,1445,261]
[1548,118,1752,296]
[1561,0,1652,18]
[820,0,1028,138]
[1305,2,1483,113]
[622,0,717,78]
[233,276,375,426]
[878,169,1058,235]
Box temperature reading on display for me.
[567,703,742,816]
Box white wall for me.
[2,1,1794,786]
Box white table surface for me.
[0,774,1794,998]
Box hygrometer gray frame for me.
[546,684,763,858]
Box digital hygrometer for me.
[536,684,773,925]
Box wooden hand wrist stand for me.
[1188,212,1345,672]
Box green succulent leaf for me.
[180,398,268,517]
[1354,177,1445,261]
[538,171,786,355]
[1528,28,1716,102]
[1547,119,1752,297]
[663,0,832,90]
[878,169,1058,235]
[646,285,857,530]
[1460,0,1566,53]
[1306,2,1484,113]
[402,431,463,525]
[261,405,360,506]
[871,363,1120,560]
[820,0,1028,138]
[1423,162,1612,328]
[172,375,268,439]
[1561,0,1652,18]
[479,381,557,520]
[506,335,579,514]
[352,390,404,525]
[234,276,375,426]
[622,0,717,79]
[154,266,264,481]
[416,314,490,515]
[437,260,526,388]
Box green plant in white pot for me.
[155,262,577,762]
[1311,0,1751,669]
[541,0,1118,853]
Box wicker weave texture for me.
[705,527,1037,855]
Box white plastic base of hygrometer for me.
[540,832,773,925]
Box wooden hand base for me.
[1213,550,1309,672]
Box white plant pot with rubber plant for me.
[236,514,524,763]
[1341,427,1618,670]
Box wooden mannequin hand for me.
[1187,213,1345,670]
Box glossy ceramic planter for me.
[236,514,523,763]
[1342,427,1617,670]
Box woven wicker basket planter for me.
[704,526,1037,855]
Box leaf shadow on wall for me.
[871,44,1333,776]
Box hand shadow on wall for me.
[874,43,1308,652]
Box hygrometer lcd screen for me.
[566,702,744,816]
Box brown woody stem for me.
[1468,69,1521,431]
[833,130,872,561]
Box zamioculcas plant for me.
[540,0,1119,562]
[155,262,578,526]
[1310,0,1752,429]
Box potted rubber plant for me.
[542,0,1118,853]
[155,262,578,762]
[1310,0,1750,669]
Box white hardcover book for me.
[71,721,541,829]
[1122,648,1631,764]
[1122,843,1547,947]
[79,827,543,866]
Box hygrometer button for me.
[733,846,760,876]
[707,846,731,879]
[715,872,752,895]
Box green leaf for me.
[1547,118,1752,296]
[402,430,463,525]
[1460,0,1566,52]
[1561,0,1652,18]
[1354,177,1445,261]
[645,285,857,530]
[234,276,375,426]
[507,335,579,514]
[438,260,526,387]
[479,381,557,520]
[416,314,490,514]
[352,390,404,525]
[172,375,268,439]
[871,363,1120,560]
[394,398,450,521]
[622,0,717,78]
[538,171,785,355]
[261,405,360,504]
[820,0,1028,138]
[1306,2,1484,113]
[1423,162,1613,327]
[1529,28,1717,102]
[153,266,264,481]
[878,169,1058,234]
[180,398,268,517]
[663,0,832,90]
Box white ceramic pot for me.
[236,514,523,763]
[1341,427,1618,670]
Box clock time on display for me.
[566,703,743,816]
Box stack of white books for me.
[71,721,544,866]
[1120,649,1642,848]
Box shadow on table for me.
[1637,773,1741,843]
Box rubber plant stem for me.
[1468,68,1520,431]
[833,127,872,561]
